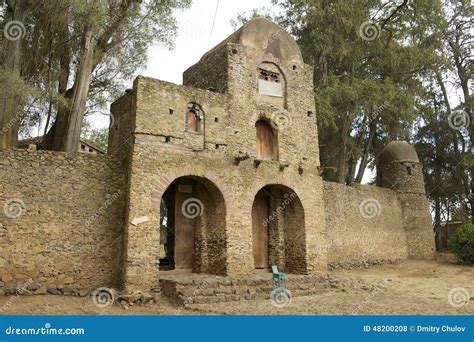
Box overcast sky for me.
[142,0,273,84]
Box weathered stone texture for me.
[0,149,126,290]
[378,141,435,259]
[0,18,435,295]
[323,182,408,266]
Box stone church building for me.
[0,19,434,294]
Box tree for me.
[81,123,108,152]
[0,0,30,149]
[273,0,445,183]
[0,0,191,151]
[437,0,473,222]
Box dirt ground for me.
[0,258,472,315]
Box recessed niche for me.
[169,109,174,114]
[214,117,219,123]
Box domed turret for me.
[378,141,424,194]
[379,141,419,165]
[378,141,435,260]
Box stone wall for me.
[323,181,408,267]
[183,43,229,93]
[120,70,328,291]
[0,149,126,292]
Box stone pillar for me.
[378,141,435,259]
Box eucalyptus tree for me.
[0,0,191,151]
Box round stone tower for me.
[378,141,435,259]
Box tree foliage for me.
[0,0,191,150]
[235,0,472,230]
[448,223,474,264]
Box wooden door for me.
[256,120,275,159]
[252,191,269,269]
[174,183,195,269]
[186,111,197,132]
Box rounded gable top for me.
[379,141,420,165]
[202,17,304,65]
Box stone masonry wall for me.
[121,74,327,291]
[0,149,126,293]
[323,181,409,267]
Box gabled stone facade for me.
[0,18,434,295]
[109,18,434,292]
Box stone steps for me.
[159,274,333,306]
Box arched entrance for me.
[251,185,306,273]
[159,176,226,274]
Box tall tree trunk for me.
[64,28,96,152]
[42,0,135,152]
[449,35,473,223]
[336,113,349,183]
[434,196,441,251]
[42,8,71,151]
[0,0,27,149]
[355,117,378,183]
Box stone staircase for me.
[159,272,335,306]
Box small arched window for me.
[186,103,203,133]
[256,119,278,160]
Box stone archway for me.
[251,184,306,274]
[159,176,227,275]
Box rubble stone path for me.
[0,259,472,315]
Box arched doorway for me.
[251,185,306,273]
[159,176,226,274]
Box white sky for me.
[143,0,273,84]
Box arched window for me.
[186,103,203,133]
[256,120,278,160]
